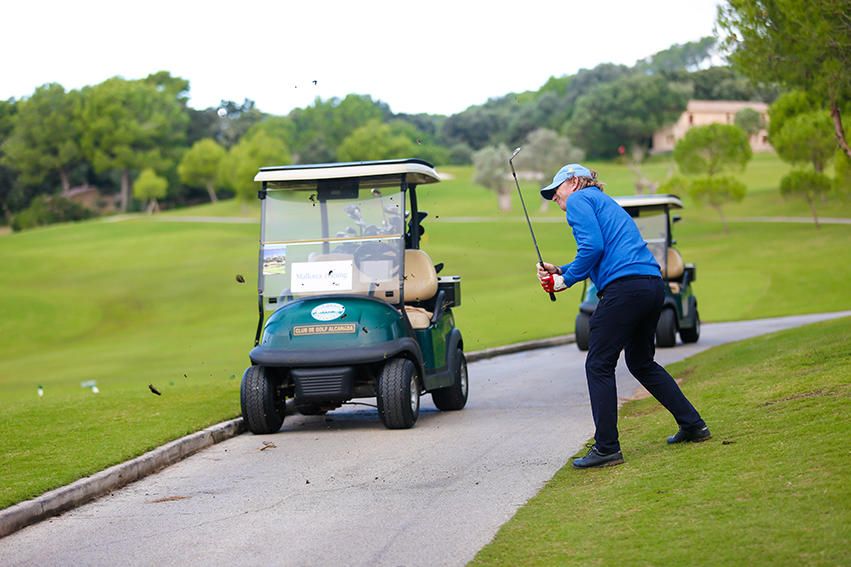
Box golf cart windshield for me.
[630,209,668,268]
[615,195,682,272]
[260,183,405,310]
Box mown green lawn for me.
[414,152,850,221]
[472,316,851,567]
[0,220,257,508]
[0,152,848,509]
[169,153,849,222]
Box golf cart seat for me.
[662,247,685,280]
[662,248,684,294]
[403,249,438,329]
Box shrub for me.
[11,195,95,232]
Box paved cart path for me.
[2,311,848,566]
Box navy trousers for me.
[586,276,705,454]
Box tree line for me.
[0,36,765,225]
[2,0,848,230]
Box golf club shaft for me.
[509,151,556,302]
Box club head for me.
[509,147,522,163]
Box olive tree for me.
[473,144,512,211]
[514,128,585,209]
[516,128,584,179]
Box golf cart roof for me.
[613,194,683,210]
[254,158,440,186]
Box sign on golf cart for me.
[574,195,700,350]
[241,159,468,434]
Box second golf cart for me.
[574,194,700,350]
[241,159,468,434]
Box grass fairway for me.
[0,219,258,508]
[0,152,849,510]
[417,153,851,221]
[471,316,851,567]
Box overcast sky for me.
[2,0,722,116]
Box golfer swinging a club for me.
[537,164,710,468]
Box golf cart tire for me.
[240,365,284,434]
[377,358,420,429]
[656,308,678,348]
[575,312,591,351]
[432,349,468,411]
[680,307,701,344]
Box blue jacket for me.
[558,187,660,291]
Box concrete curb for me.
[0,418,244,539]
[0,335,574,539]
[467,334,574,362]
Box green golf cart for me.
[241,159,468,434]
[575,194,700,350]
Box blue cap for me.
[540,163,593,200]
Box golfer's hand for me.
[537,262,560,280]
[539,272,568,293]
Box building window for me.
[688,114,694,125]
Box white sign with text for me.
[291,260,353,292]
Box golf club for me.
[509,147,556,302]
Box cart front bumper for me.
[249,337,423,368]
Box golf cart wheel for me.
[432,349,468,411]
[240,365,285,434]
[655,308,678,348]
[377,358,420,429]
[575,312,591,351]
[680,307,701,344]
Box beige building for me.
[652,100,772,153]
[66,185,118,213]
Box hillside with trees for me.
[3,16,845,229]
